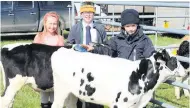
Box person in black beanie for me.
[82,9,155,61]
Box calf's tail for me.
[0,61,7,96]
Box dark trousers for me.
[77,99,104,108]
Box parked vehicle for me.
[1,1,76,36]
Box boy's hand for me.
[81,44,94,51]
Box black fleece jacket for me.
[92,26,155,61]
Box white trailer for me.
[106,5,189,30]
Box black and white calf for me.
[0,43,74,108]
[175,40,190,99]
[0,43,186,108]
[51,48,186,108]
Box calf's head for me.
[154,49,186,77]
[177,40,189,72]
[128,49,186,95]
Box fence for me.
[71,1,190,108]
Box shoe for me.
[41,102,52,108]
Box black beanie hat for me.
[121,9,140,26]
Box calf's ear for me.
[154,50,169,64]
[162,49,170,61]
[154,51,163,61]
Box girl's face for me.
[81,12,94,24]
[45,16,58,34]
[124,24,138,35]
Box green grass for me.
[1,39,32,47]
[148,35,183,46]
[154,84,189,108]
[13,85,40,108]
[0,35,189,108]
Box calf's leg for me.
[64,93,77,108]
[1,75,27,108]
[182,76,190,97]
[175,77,182,99]
[51,75,70,108]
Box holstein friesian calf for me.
[51,48,186,108]
[175,40,190,99]
[0,43,75,108]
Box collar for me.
[82,20,93,28]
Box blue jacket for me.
[67,21,107,44]
[92,26,155,61]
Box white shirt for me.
[82,21,97,44]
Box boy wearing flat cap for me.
[84,9,155,61]
[67,1,106,108]
[68,1,107,46]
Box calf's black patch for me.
[80,79,84,86]
[79,90,82,95]
[87,72,94,82]
[123,97,128,102]
[73,72,75,76]
[113,105,118,108]
[144,60,159,92]
[85,84,96,96]
[128,59,159,94]
[115,92,121,102]
[81,68,84,73]
[128,70,142,95]
[83,92,86,96]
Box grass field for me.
[0,35,189,108]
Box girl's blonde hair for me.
[40,11,60,37]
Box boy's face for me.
[81,12,94,24]
[123,24,138,35]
